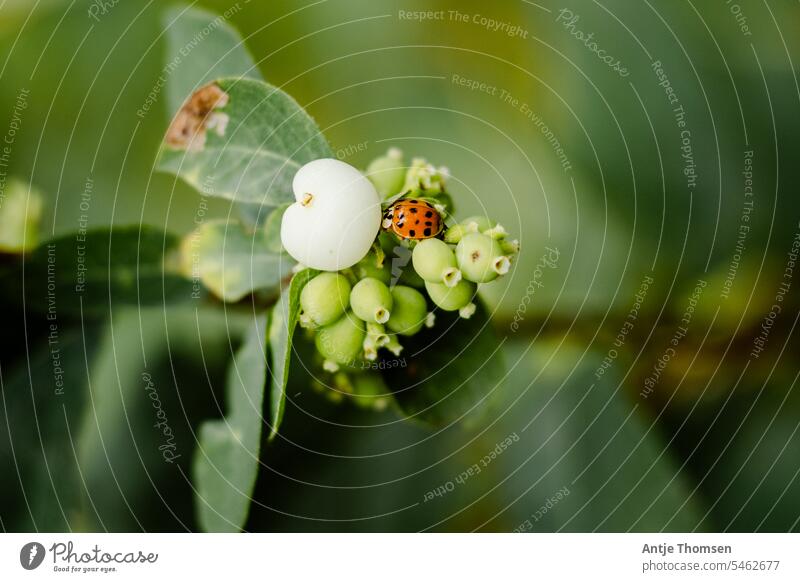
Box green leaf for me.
[245,338,707,532]
[161,5,263,118]
[193,314,269,532]
[157,77,333,205]
[0,305,250,532]
[262,203,289,254]
[382,300,506,427]
[491,340,708,532]
[0,226,193,317]
[180,219,293,302]
[237,200,277,230]
[0,325,103,531]
[268,268,318,440]
[381,190,410,210]
[677,375,800,532]
[73,306,251,532]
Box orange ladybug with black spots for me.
[382,199,444,240]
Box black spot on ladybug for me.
[425,220,432,226]
[409,229,416,237]
[415,219,420,225]
[424,228,431,237]
[425,210,433,218]
[410,207,417,214]
[424,201,433,208]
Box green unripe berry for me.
[500,238,520,255]
[443,224,468,244]
[398,262,426,288]
[366,322,390,347]
[484,223,508,240]
[354,252,391,285]
[313,375,344,398]
[315,311,365,365]
[386,285,428,336]
[377,231,425,287]
[349,373,393,411]
[377,231,399,255]
[350,277,393,324]
[366,148,407,198]
[461,215,495,233]
[300,272,351,327]
[412,238,461,287]
[456,233,510,283]
[425,279,476,311]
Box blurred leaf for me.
[194,314,269,532]
[382,300,505,428]
[0,178,42,253]
[490,340,708,532]
[0,325,103,531]
[157,77,332,205]
[675,375,800,532]
[248,338,707,532]
[268,268,318,440]
[162,5,263,118]
[262,203,289,254]
[179,219,292,302]
[75,307,249,532]
[0,306,246,532]
[0,226,193,317]
[237,200,277,230]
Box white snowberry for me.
[281,158,381,271]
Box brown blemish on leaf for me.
[165,83,230,152]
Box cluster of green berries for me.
[293,149,519,376]
[300,267,430,371]
[412,218,518,318]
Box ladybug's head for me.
[381,206,395,230]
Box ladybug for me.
[382,198,444,240]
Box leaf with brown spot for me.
[158,77,332,205]
[165,83,229,152]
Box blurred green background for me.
[1,0,799,532]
